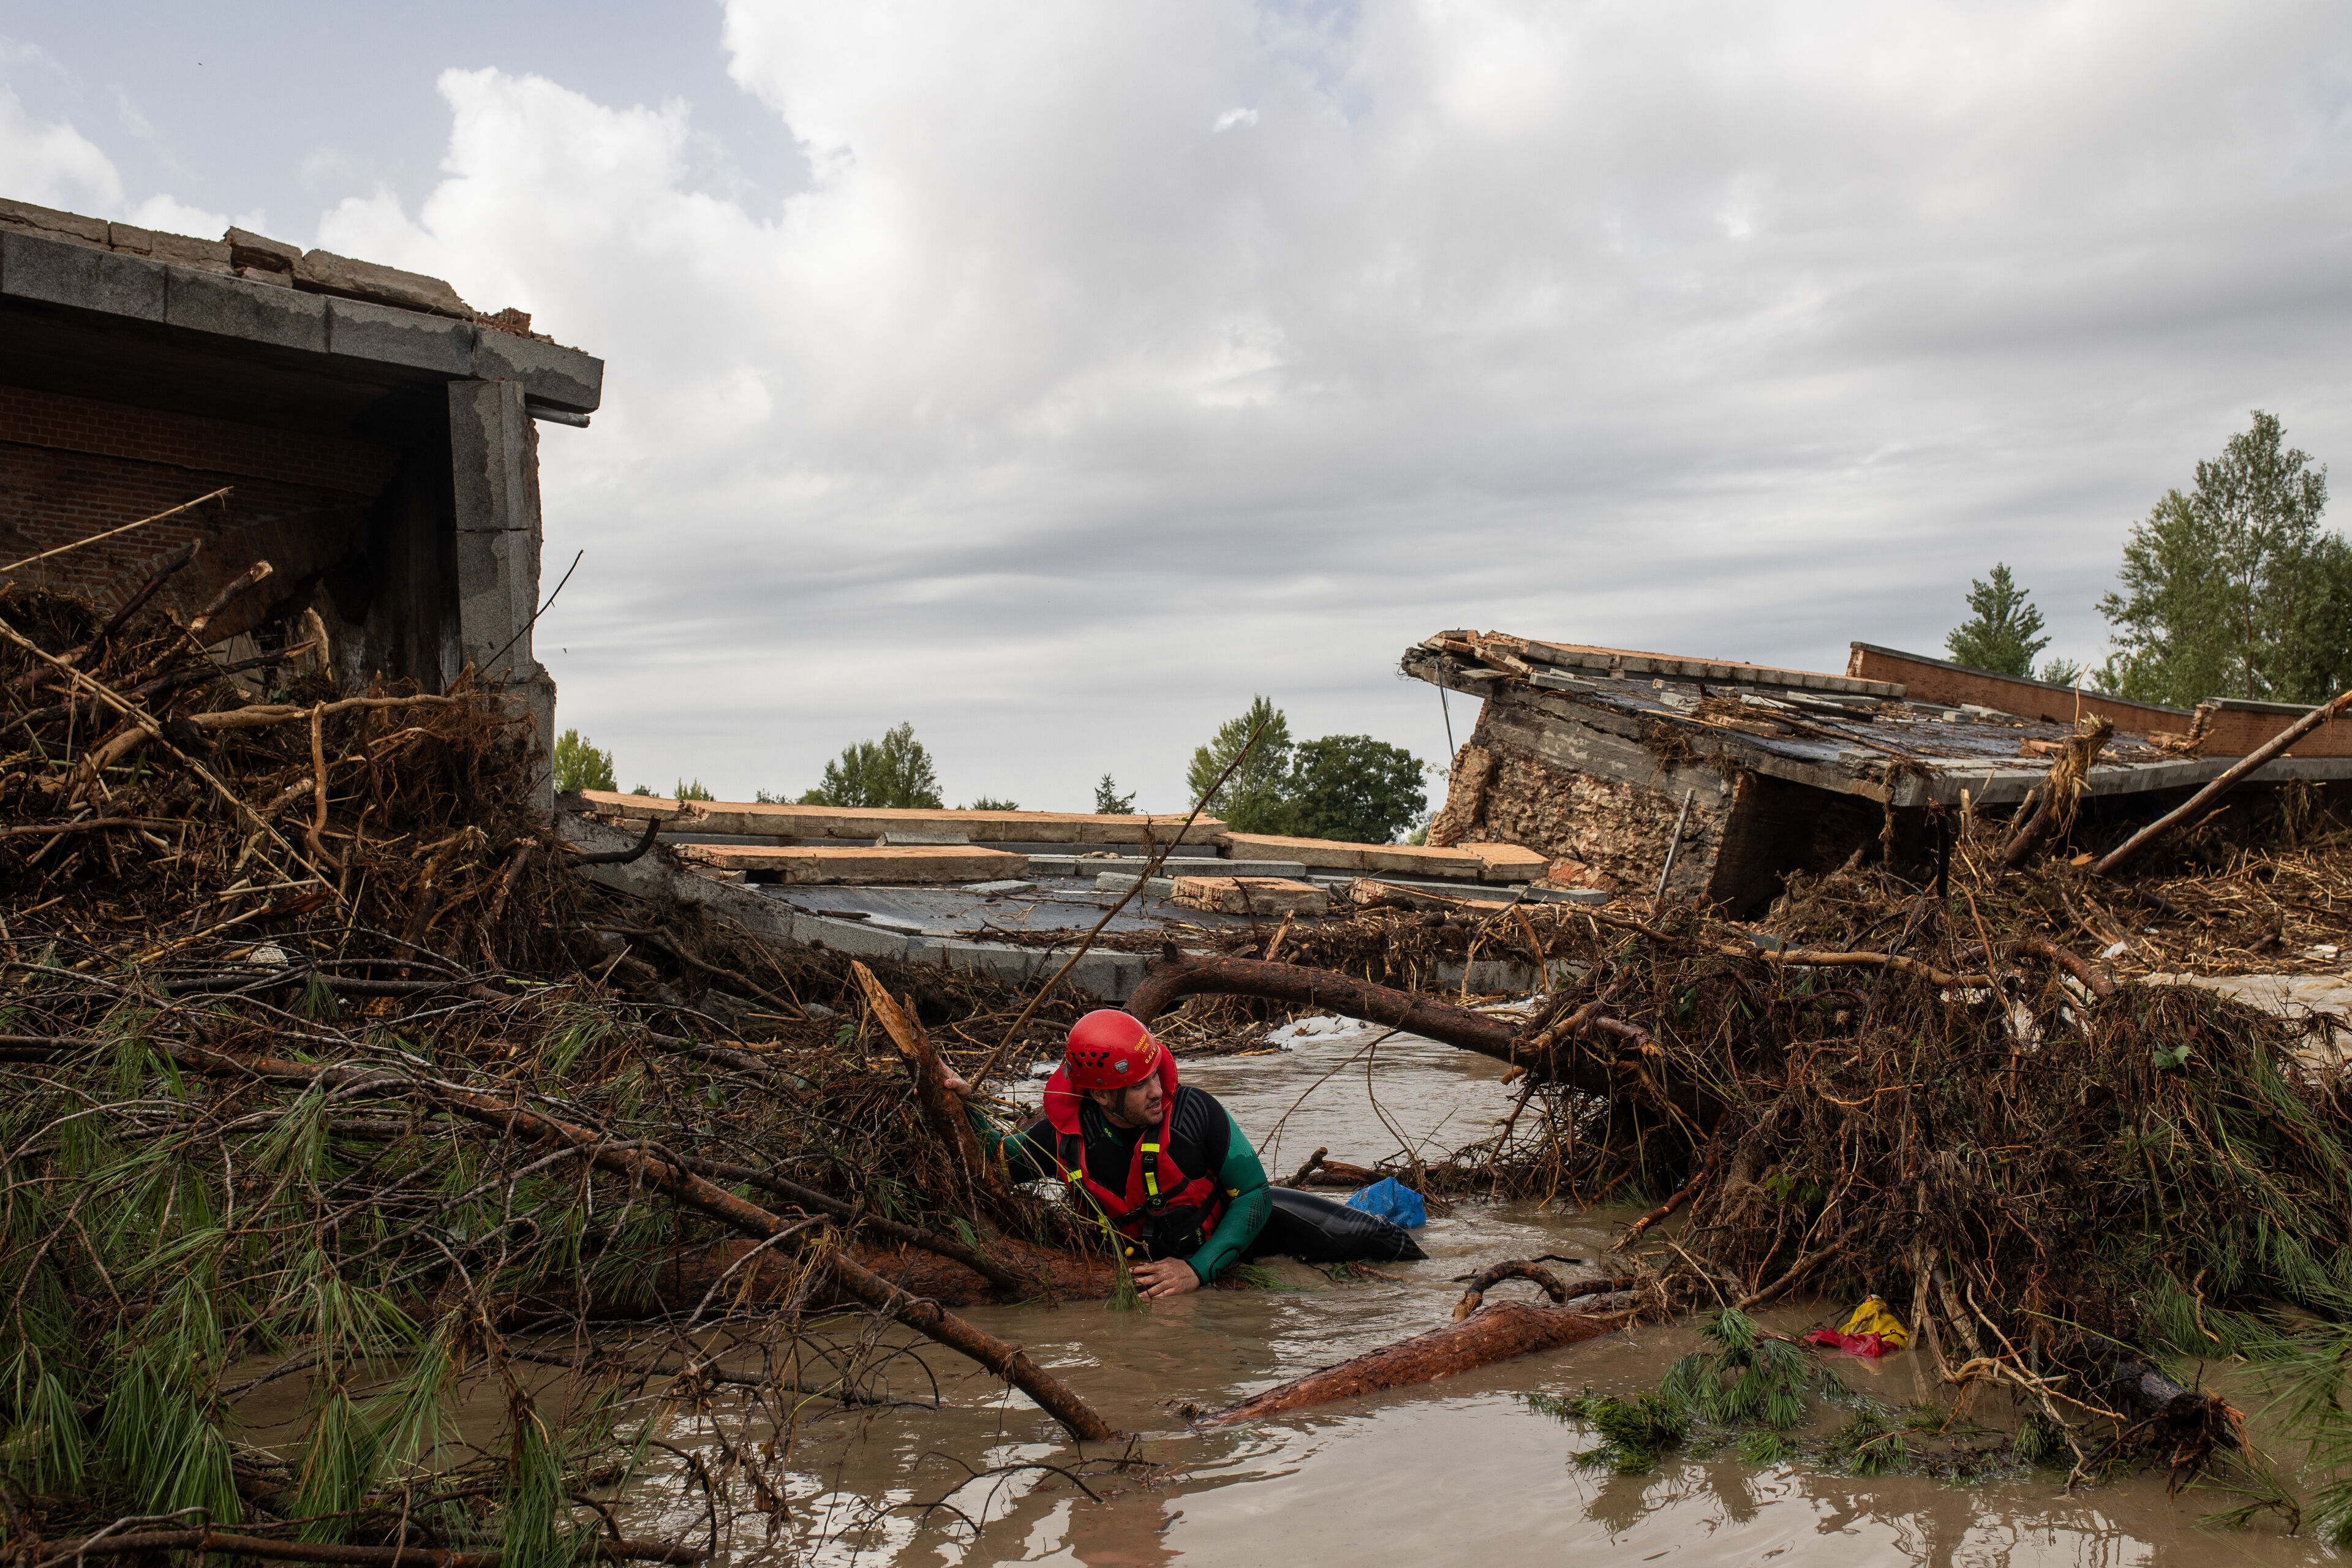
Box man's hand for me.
[938,1068,972,1097]
[1131,1258,1200,1298]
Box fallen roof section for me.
[1406,628,2352,914]
[1848,641,2352,759]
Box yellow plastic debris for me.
[1839,1295,1910,1348]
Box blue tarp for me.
[1344,1176,1427,1229]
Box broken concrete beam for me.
[1218,833,1537,881]
[1171,876,1330,916]
[877,832,971,846]
[685,864,748,884]
[1096,873,1176,899]
[579,791,1224,845]
[1469,843,1549,882]
[225,226,302,273]
[0,197,110,244]
[293,248,473,317]
[671,843,1028,883]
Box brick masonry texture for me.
[1,386,392,631]
[0,385,397,496]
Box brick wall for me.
[1,385,399,636]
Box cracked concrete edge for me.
[559,811,1145,1000]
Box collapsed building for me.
[0,197,601,806]
[1408,631,2352,914]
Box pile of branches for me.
[1126,797,2352,1518]
[0,585,1125,1561]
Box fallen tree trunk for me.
[1196,1300,1623,1425]
[2097,687,2352,876]
[1127,950,1619,1093]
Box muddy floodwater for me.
[624,1020,2329,1567]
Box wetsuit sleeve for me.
[1188,1112,1272,1283]
[965,1104,1058,1185]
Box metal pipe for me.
[1653,788,1697,902]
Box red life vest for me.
[1039,1047,1227,1258]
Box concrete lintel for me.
[326,295,475,376]
[1,230,165,321]
[165,265,329,352]
[472,328,605,413]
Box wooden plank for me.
[1170,876,1330,916]
[578,791,1223,845]
[669,843,1028,883]
[1515,638,1903,699]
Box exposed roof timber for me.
[1422,630,1905,698]
[1401,644,2352,810]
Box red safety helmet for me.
[1062,1009,1164,1091]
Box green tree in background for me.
[1288,735,1428,843]
[674,778,714,801]
[799,722,944,809]
[962,796,1020,810]
[2037,656,2087,688]
[2099,411,2345,705]
[1186,699,1429,842]
[551,729,615,793]
[1093,774,1137,815]
[1186,696,1294,833]
[1945,564,2050,677]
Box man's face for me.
[1089,1076,1164,1129]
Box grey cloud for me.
[20,1,2352,807]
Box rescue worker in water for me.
[940,1009,1272,1297]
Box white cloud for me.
[168,4,2352,805]
[0,85,122,210]
[122,193,232,236]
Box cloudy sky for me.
[7,2,2352,810]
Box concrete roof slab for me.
[472,328,603,412]
[325,295,474,377]
[2,231,165,322]
[164,267,328,353]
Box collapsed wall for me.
[1425,700,1875,913]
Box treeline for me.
[1948,410,2348,707]
[552,699,1434,844]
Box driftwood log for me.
[2097,686,2352,875]
[1198,1298,1624,1424]
[1128,949,1619,1093]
